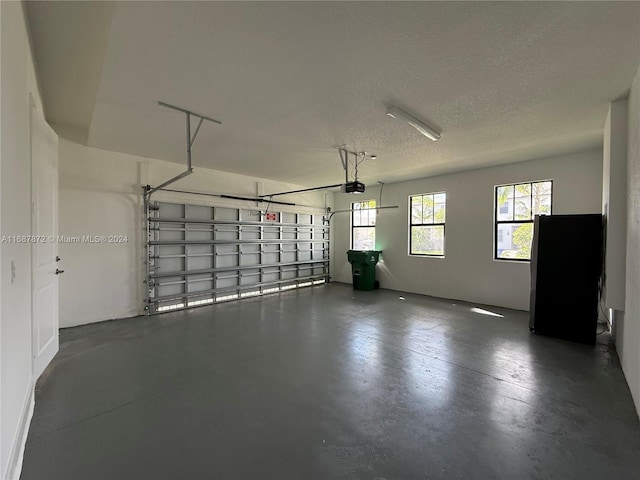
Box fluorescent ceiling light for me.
[386,106,441,141]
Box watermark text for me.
[1,235,129,244]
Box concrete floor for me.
[21,283,640,480]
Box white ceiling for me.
[27,1,640,187]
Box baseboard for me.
[3,379,35,480]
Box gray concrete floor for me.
[21,283,640,480]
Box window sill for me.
[493,258,530,264]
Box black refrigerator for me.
[529,214,603,345]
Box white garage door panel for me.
[146,200,329,314]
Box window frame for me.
[494,180,553,261]
[409,191,446,257]
[351,199,376,250]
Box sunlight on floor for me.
[470,307,504,318]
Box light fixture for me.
[386,106,441,141]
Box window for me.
[351,200,376,250]
[495,180,552,260]
[410,192,446,256]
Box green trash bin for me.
[347,250,381,291]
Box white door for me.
[30,98,59,379]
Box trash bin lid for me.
[347,250,380,263]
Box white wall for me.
[57,137,142,326]
[0,2,47,479]
[614,64,640,417]
[602,99,628,311]
[57,135,331,327]
[331,150,603,311]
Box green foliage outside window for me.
[495,181,552,260]
[352,200,376,250]
[410,192,446,256]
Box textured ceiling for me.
[27,1,640,187]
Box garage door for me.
[145,200,330,314]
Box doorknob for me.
[56,256,61,262]
[55,268,65,275]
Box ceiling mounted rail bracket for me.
[338,145,375,194]
[145,101,222,198]
[338,146,349,184]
